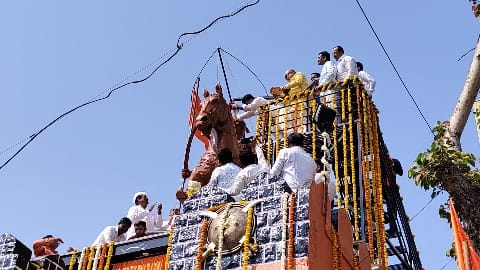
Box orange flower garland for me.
[195,220,209,270]
[96,243,108,270]
[81,247,90,270]
[287,192,296,270]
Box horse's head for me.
[195,84,231,136]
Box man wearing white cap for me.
[126,191,166,239]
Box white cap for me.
[132,191,147,204]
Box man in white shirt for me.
[208,148,242,190]
[316,51,338,104]
[270,132,317,191]
[332,45,358,82]
[232,94,269,121]
[223,145,268,199]
[126,192,166,238]
[356,62,376,96]
[92,217,131,246]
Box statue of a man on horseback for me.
[177,83,244,201]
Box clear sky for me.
[0,1,478,269]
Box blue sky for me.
[0,1,478,269]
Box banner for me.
[112,255,166,270]
[449,199,480,270]
[188,78,209,150]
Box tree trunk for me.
[448,37,480,150]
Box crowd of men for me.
[31,45,372,258]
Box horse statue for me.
[178,83,243,200]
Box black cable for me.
[438,258,453,270]
[354,0,434,134]
[219,48,268,95]
[409,197,435,223]
[0,0,261,172]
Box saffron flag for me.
[188,79,209,150]
[449,199,480,270]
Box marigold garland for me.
[283,106,288,149]
[275,104,280,158]
[348,89,359,241]
[309,94,317,159]
[365,98,380,265]
[164,226,175,270]
[86,246,95,270]
[242,207,254,270]
[96,243,108,270]
[299,101,305,133]
[342,120,349,210]
[103,241,114,270]
[81,247,90,270]
[332,226,339,270]
[68,249,78,270]
[77,248,86,270]
[293,102,299,132]
[332,97,341,209]
[362,92,375,262]
[195,220,209,270]
[371,107,388,268]
[91,244,102,270]
[267,104,273,164]
[287,192,296,270]
[280,192,289,270]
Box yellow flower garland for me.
[348,89,359,241]
[275,104,280,158]
[242,207,254,270]
[299,101,305,133]
[267,104,273,164]
[164,226,175,270]
[103,242,114,270]
[332,99,341,209]
[365,98,380,265]
[91,245,101,270]
[332,226,339,270]
[283,106,288,149]
[362,93,375,260]
[68,249,78,270]
[86,246,95,270]
[287,192,296,270]
[309,94,317,159]
[371,108,388,267]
